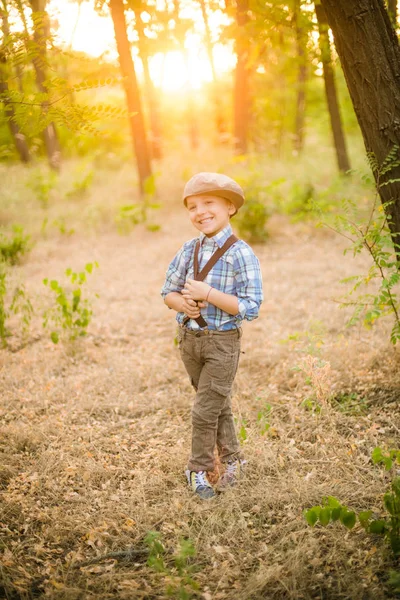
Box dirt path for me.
[1,202,400,599]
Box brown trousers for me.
[178,327,243,472]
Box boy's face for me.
[186,194,235,237]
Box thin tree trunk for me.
[198,0,226,140]
[315,3,350,173]
[233,0,250,154]
[293,0,307,154]
[109,0,152,193]
[28,0,61,170]
[0,51,30,162]
[134,7,162,160]
[320,0,400,244]
[387,0,397,26]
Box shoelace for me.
[194,471,210,488]
[225,461,238,476]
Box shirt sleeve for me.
[160,243,190,299]
[232,245,263,321]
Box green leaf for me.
[358,510,372,529]
[85,263,93,274]
[331,507,341,522]
[340,509,356,530]
[50,280,59,291]
[50,331,59,344]
[305,507,320,527]
[369,520,387,535]
[319,507,331,526]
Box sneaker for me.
[217,459,247,491]
[185,470,215,499]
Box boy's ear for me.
[228,201,236,216]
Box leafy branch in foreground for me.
[43,262,98,343]
[318,148,400,344]
[304,447,400,557]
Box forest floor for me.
[1,148,400,599]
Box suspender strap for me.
[184,234,239,329]
[194,234,238,281]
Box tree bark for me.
[233,0,250,154]
[109,0,152,194]
[315,3,350,173]
[387,0,397,26]
[29,0,61,171]
[293,0,307,154]
[320,0,400,245]
[134,7,162,160]
[0,52,30,162]
[0,4,30,162]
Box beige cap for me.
[183,172,245,215]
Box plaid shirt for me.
[161,224,263,330]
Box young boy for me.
[161,172,263,499]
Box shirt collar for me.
[199,224,233,248]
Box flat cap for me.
[183,172,244,215]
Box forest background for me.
[1,0,400,598]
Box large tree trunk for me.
[320,0,400,245]
[134,7,162,160]
[233,0,250,154]
[198,0,226,140]
[315,3,350,173]
[109,0,152,194]
[293,0,307,154]
[29,0,61,171]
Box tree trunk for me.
[134,7,162,160]
[0,52,30,162]
[315,3,350,173]
[233,0,250,154]
[387,0,397,26]
[0,5,30,162]
[109,0,152,194]
[320,0,400,244]
[293,0,307,154]
[198,0,226,140]
[28,0,61,170]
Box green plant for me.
[284,182,316,220]
[144,532,199,599]
[0,270,33,347]
[330,391,368,416]
[43,262,98,343]
[27,169,58,208]
[115,174,161,234]
[65,169,94,200]
[235,196,269,243]
[257,402,272,434]
[304,448,400,557]
[0,226,32,265]
[320,149,400,345]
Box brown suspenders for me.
[183,234,239,329]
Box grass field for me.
[1,143,400,599]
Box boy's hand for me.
[181,296,206,318]
[183,279,211,302]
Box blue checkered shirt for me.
[161,224,263,330]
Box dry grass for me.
[1,147,400,599]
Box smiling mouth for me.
[199,217,213,224]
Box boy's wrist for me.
[205,286,213,302]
